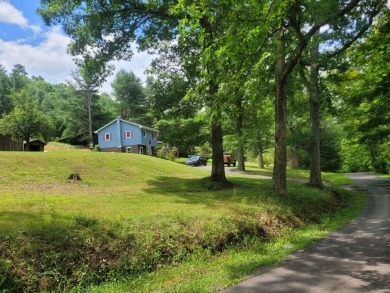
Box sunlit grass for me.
[45,141,90,151]
[87,187,366,293]
[0,151,365,292]
[237,162,311,179]
[322,171,353,185]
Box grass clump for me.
[0,152,365,292]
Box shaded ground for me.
[220,173,390,293]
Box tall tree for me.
[69,71,98,148]
[0,65,12,116]
[175,4,230,185]
[10,64,29,92]
[0,89,53,150]
[299,1,385,187]
[255,0,383,196]
[111,70,148,123]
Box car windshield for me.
[188,156,200,161]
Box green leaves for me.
[0,89,54,143]
[111,69,151,124]
[336,11,390,173]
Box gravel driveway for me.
[220,173,390,293]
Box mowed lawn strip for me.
[0,152,365,292]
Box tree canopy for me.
[2,0,382,174]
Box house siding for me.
[95,118,158,154]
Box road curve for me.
[220,173,390,293]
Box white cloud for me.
[0,26,76,84]
[0,21,154,94]
[0,1,28,27]
[0,1,155,94]
[102,50,155,94]
[0,1,42,34]
[30,24,42,35]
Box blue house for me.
[94,117,158,155]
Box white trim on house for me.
[125,131,133,138]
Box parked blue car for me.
[185,155,208,166]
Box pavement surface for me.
[220,173,390,293]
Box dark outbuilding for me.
[24,140,46,152]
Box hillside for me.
[0,152,365,292]
[0,151,211,229]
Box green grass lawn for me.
[0,151,365,292]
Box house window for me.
[152,132,156,139]
[125,131,133,139]
[143,130,146,137]
[126,147,132,153]
[104,133,111,141]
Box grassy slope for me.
[0,152,214,230]
[0,152,364,292]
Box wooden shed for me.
[24,140,46,152]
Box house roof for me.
[28,140,46,145]
[94,118,159,134]
[23,139,46,145]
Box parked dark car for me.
[185,155,208,166]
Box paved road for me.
[197,165,273,179]
[220,173,390,293]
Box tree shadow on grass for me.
[0,211,52,235]
[143,175,273,207]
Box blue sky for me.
[0,0,153,93]
[0,0,44,44]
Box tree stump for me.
[67,174,81,182]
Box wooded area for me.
[0,0,388,196]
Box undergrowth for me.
[0,187,361,292]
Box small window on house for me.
[104,133,111,141]
[125,131,132,138]
[152,132,156,139]
[126,147,132,153]
[143,130,146,137]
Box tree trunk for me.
[24,136,30,151]
[288,116,300,169]
[308,36,323,188]
[258,146,264,168]
[236,98,245,171]
[272,29,288,197]
[210,114,227,183]
[87,91,93,149]
[200,15,228,185]
[290,146,300,169]
[237,146,245,171]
